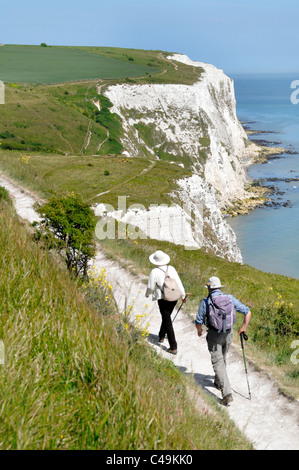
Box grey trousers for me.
[207,328,233,398]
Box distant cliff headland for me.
[0,45,270,263]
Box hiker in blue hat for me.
[195,276,251,406]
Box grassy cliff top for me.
[0,44,202,85]
[0,44,203,158]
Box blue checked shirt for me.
[195,289,250,326]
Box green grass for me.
[0,197,251,450]
[0,151,189,206]
[73,47,203,85]
[0,83,98,154]
[0,45,202,86]
[0,83,126,156]
[0,45,160,84]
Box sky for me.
[0,0,299,74]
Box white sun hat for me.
[149,250,170,266]
[205,276,224,289]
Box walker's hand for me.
[183,293,192,303]
[195,324,202,337]
[239,331,248,341]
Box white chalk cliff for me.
[94,54,258,263]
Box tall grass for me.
[0,198,251,449]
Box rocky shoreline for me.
[223,183,271,217]
[224,122,298,216]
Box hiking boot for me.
[220,394,233,406]
[158,337,165,343]
[167,348,178,355]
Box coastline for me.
[223,122,294,217]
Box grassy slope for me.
[0,196,251,450]
[0,151,189,205]
[0,83,114,155]
[0,45,298,399]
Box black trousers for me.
[158,299,178,349]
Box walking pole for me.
[172,293,192,323]
[240,332,251,400]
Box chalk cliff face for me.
[95,54,258,263]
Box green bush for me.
[35,193,97,277]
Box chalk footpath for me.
[1,172,299,450]
[93,249,299,450]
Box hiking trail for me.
[1,172,298,450]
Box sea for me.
[227,73,299,279]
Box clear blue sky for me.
[1,0,298,74]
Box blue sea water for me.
[227,74,299,279]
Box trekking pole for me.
[240,332,251,400]
[172,293,192,323]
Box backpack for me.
[158,266,181,302]
[208,294,236,333]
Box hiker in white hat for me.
[195,276,251,406]
[145,250,186,355]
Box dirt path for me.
[92,159,157,199]
[1,172,299,450]
[92,250,299,450]
[97,129,109,152]
[80,120,93,154]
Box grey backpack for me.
[208,294,236,333]
[158,266,181,302]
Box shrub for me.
[35,193,97,277]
